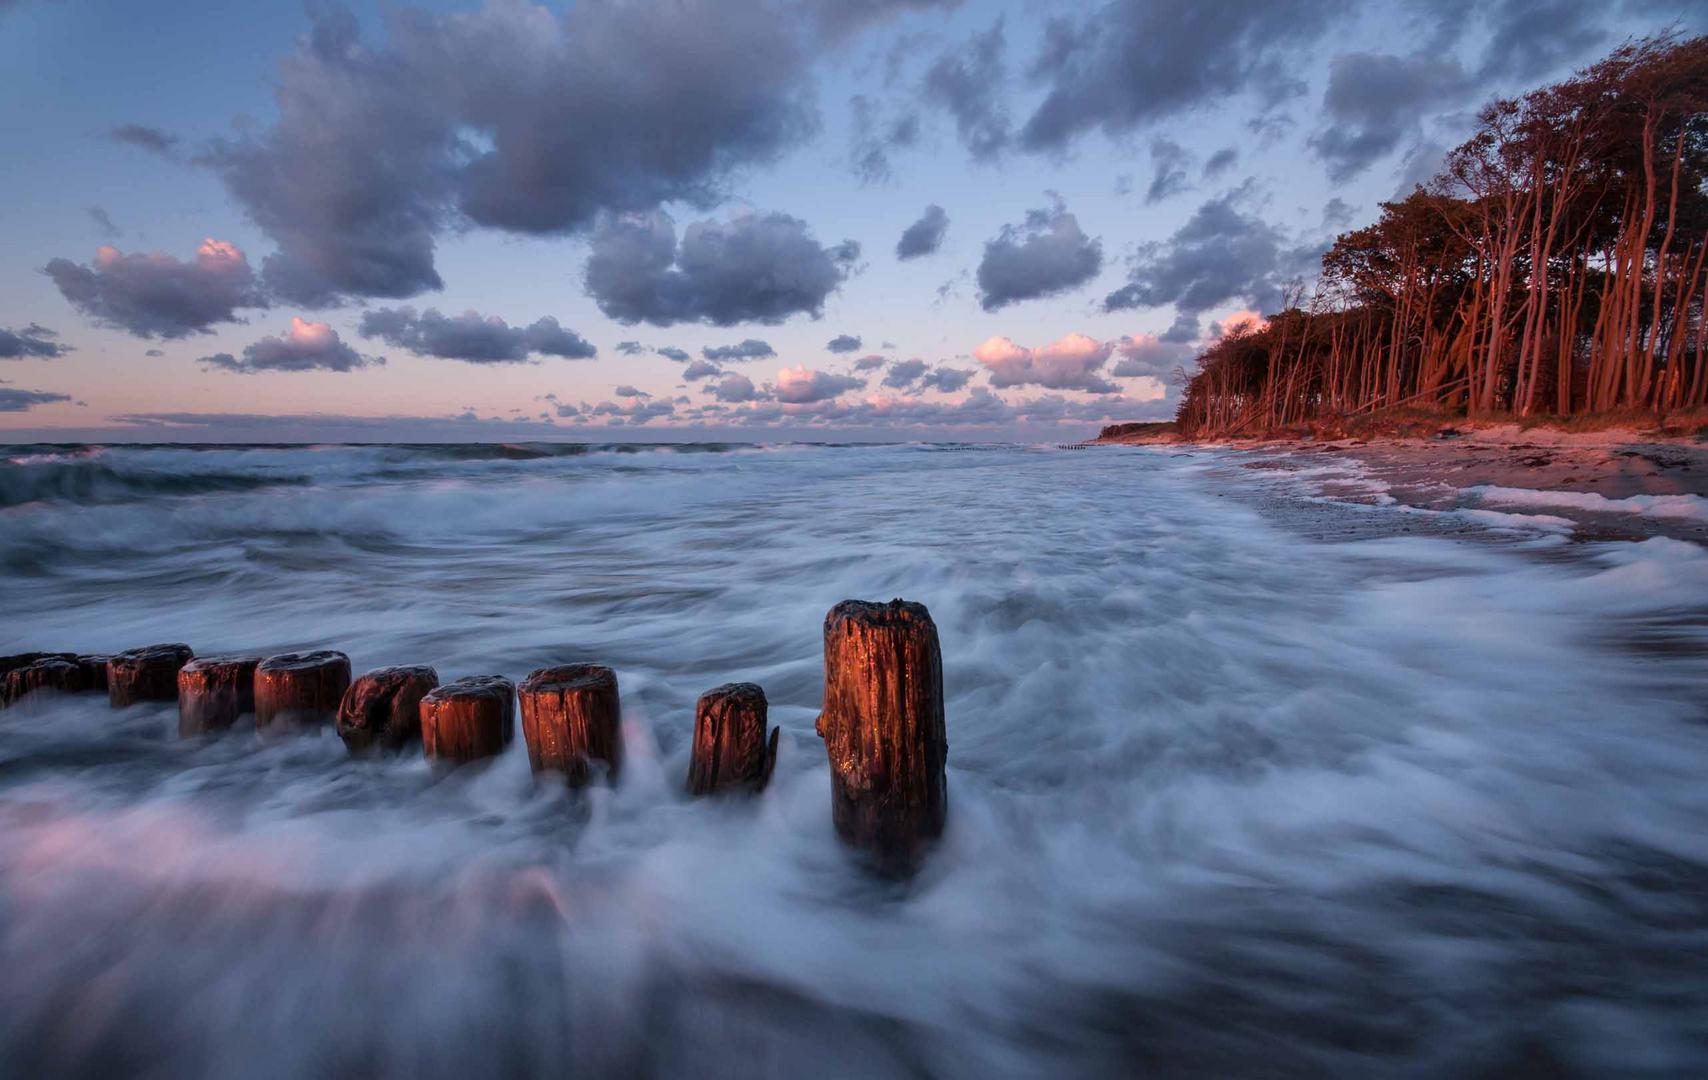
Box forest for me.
[1175,35,1708,437]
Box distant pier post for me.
[421,675,515,763]
[687,682,777,795]
[815,599,948,873]
[255,651,351,731]
[177,655,261,735]
[337,666,440,754]
[517,665,621,784]
[108,644,194,708]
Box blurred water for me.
[2,442,1707,1078]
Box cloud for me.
[896,204,949,260]
[1309,52,1470,181]
[798,0,964,40]
[358,306,595,362]
[0,388,71,413]
[712,373,763,402]
[86,207,121,239]
[702,338,777,362]
[204,3,817,305]
[1202,147,1239,180]
[773,365,866,403]
[1103,184,1317,316]
[44,239,266,339]
[585,210,858,326]
[613,384,649,398]
[852,353,887,371]
[923,23,1009,160]
[615,340,646,355]
[1110,333,1196,379]
[199,317,381,374]
[882,358,929,388]
[1146,138,1192,204]
[1321,197,1356,230]
[827,333,863,353]
[1021,0,1346,152]
[0,323,71,360]
[974,332,1118,393]
[919,366,974,393]
[682,359,723,381]
[109,124,180,157]
[590,398,675,425]
[976,199,1103,311]
[657,346,691,362]
[848,94,920,184]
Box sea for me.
[2,441,1706,1078]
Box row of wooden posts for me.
[0,599,948,872]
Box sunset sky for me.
[1,0,1699,442]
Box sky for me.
[0,0,1700,443]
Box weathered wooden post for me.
[255,651,351,731]
[108,644,194,707]
[176,656,261,736]
[517,664,621,784]
[337,665,439,754]
[815,599,948,874]
[2,657,82,708]
[420,675,514,763]
[687,681,777,795]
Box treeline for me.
[1176,35,1708,436]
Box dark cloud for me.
[1310,52,1470,181]
[827,333,863,353]
[711,373,763,402]
[615,341,646,355]
[657,346,691,362]
[109,124,180,157]
[0,388,71,413]
[1111,334,1195,379]
[976,199,1103,311]
[974,333,1118,393]
[1146,138,1192,204]
[923,23,1010,160]
[702,338,777,362]
[1160,311,1201,343]
[799,0,963,40]
[1021,1,1345,152]
[590,398,675,425]
[773,366,865,403]
[896,204,949,260]
[882,358,929,388]
[358,306,595,362]
[852,353,887,371]
[849,94,920,184]
[0,323,71,360]
[44,239,266,339]
[145,349,165,357]
[682,359,723,381]
[1203,147,1239,180]
[585,210,857,326]
[1321,197,1356,230]
[199,317,381,374]
[205,3,818,305]
[918,366,974,393]
[1412,0,1614,83]
[87,207,122,239]
[1104,184,1317,316]
[613,384,650,398]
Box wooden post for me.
[176,656,261,736]
[2,657,82,708]
[420,675,514,763]
[517,665,621,784]
[75,655,110,693]
[815,599,947,874]
[108,644,194,707]
[337,665,439,754]
[687,682,777,795]
[255,651,351,731]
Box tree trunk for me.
[177,655,261,736]
[687,681,777,796]
[337,665,439,754]
[815,599,948,874]
[421,675,515,764]
[255,651,351,731]
[518,664,621,785]
[108,644,194,708]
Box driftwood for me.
[337,666,439,754]
[420,675,514,763]
[108,644,194,708]
[815,599,947,874]
[517,665,621,784]
[176,656,261,736]
[255,651,352,731]
[687,682,777,796]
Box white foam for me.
[1469,484,1708,522]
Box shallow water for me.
[3,442,1707,1078]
